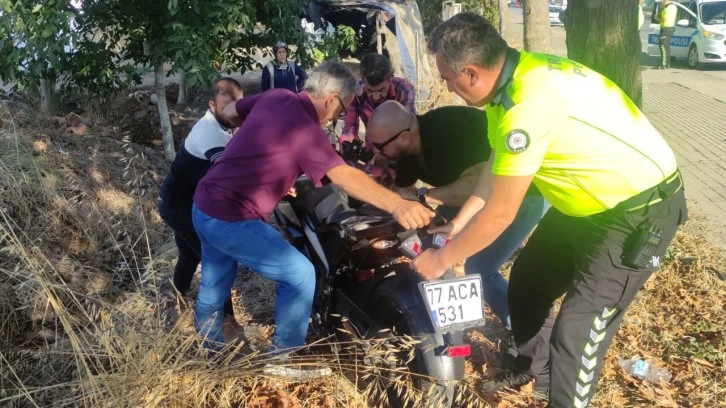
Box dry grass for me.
[468,218,726,408]
[0,96,724,408]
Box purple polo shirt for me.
[194,89,345,221]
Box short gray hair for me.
[302,60,360,100]
[427,12,508,73]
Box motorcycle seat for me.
[304,184,352,225]
[328,210,357,225]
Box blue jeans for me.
[439,193,550,331]
[157,195,235,317]
[191,204,315,350]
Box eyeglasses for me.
[372,126,409,152]
[335,95,349,119]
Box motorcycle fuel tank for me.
[340,214,402,267]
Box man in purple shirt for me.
[192,61,434,351]
[340,53,416,148]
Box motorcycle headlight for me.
[371,239,397,249]
[702,30,726,41]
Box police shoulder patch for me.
[504,130,530,153]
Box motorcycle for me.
[273,151,486,407]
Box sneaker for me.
[501,332,518,370]
[262,348,332,380]
[479,371,533,394]
[262,363,332,379]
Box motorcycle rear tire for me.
[372,294,458,408]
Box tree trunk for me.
[565,0,642,108]
[499,0,509,34]
[376,14,384,55]
[523,0,552,52]
[39,78,52,113]
[177,70,187,105]
[381,19,404,77]
[154,62,175,162]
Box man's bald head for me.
[367,100,415,145]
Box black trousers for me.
[659,26,676,66]
[158,194,235,317]
[508,173,687,407]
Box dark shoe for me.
[657,65,667,70]
[479,371,534,394]
[221,314,247,345]
[177,294,193,316]
[533,381,550,400]
[501,332,518,370]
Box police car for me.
[647,0,726,68]
[549,5,565,26]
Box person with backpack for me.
[261,41,307,93]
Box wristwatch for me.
[416,187,429,203]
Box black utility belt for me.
[619,171,682,269]
[616,171,682,214]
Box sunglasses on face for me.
[372,126,409,152]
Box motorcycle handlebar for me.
[416,195,448,228]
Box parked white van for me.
[647,0,726,68]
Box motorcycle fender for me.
[369,270,466,381]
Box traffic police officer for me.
[658,0,678,69]
[415,13,688,407]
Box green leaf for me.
[42,26,54,38]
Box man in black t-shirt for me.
[390,105,492,203]
[157,77,244,343]
[367,100,550,366]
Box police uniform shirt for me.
[487,49,678,217]
[660,1,678,27]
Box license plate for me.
[419,276,485,331]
